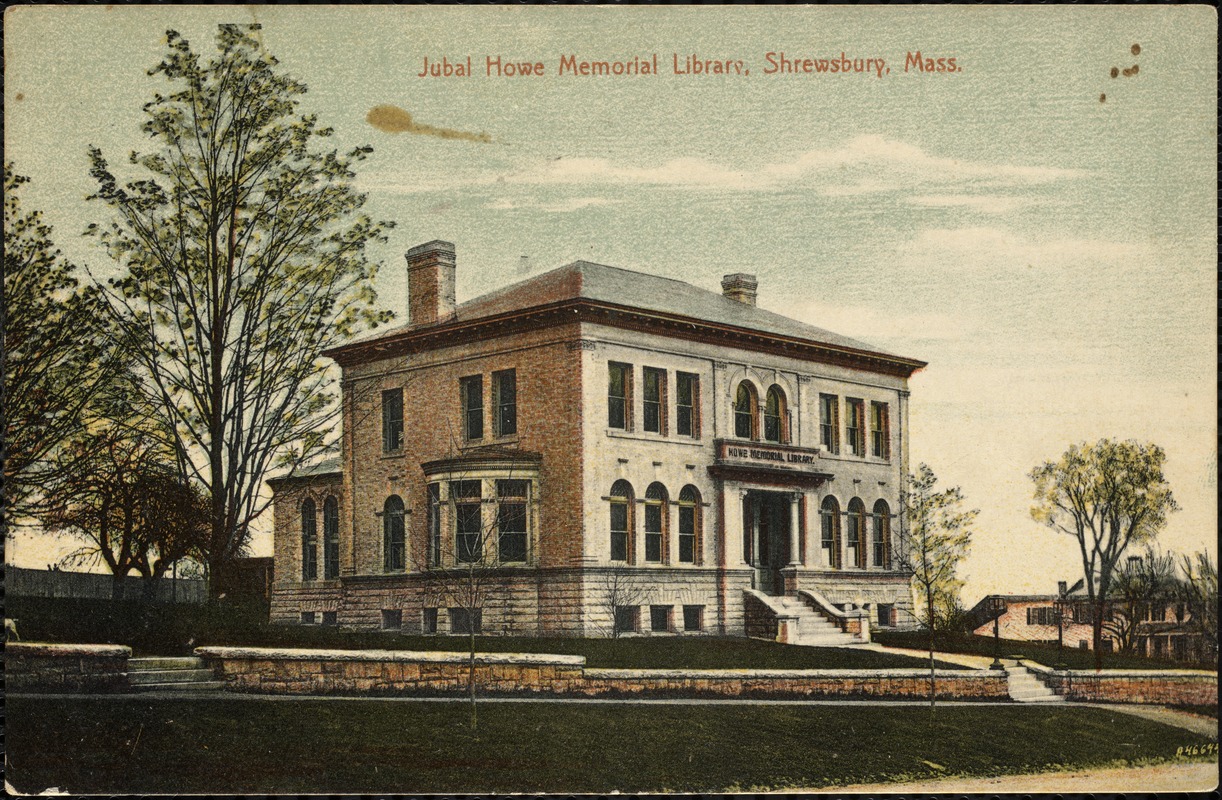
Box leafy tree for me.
[1104,547,1178,654]
[1029,439,1178,670]
[2,164,114,521]
[45,388,208,600]
[85,25,393,599]
[898,463,976,708]
[1177,551,1218,663]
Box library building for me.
[270,240,926,641]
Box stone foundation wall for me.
[197,646,1008,700]
[1026,662,1218,705]
[7,642,131,693]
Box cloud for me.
[900,226,1150,266]
[908,194,1035,214]
[771,299,971,342]
[362,134,1085,197]
[366,105,492,143]
[508,134,1083,193]
[485,196,619,213]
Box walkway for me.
[860,642,995,669]
[830,759,1218,794]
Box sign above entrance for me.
[714,439,826,472]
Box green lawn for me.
[8,596,965,670]
[7,697,1215,794]
[873,630,1215,671]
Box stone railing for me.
[1023,660,1218,705]
[197,646,1008,700]
[797,589,871,641]
[7,642,131,693]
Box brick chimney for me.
[721,273,758,306]
[406,240,456,326]
[1057,581,1067,596]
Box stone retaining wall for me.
[579,667,1008,700]
[197,647,586,695]
[1024,661,1218,705]
[7,642,131,693]
[197,646,1008,700]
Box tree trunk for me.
[927,584,936,710]
[1092,605,1104,672]
[468,622,477,731]
[111,571,126,602]
[207,553,226,604]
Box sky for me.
[5,6,1216,605]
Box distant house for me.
[969,579,1204,662]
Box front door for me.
[752,492,790,595]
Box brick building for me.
[270,240,927,638]
[970,579,1207,662]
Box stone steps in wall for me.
[770,596,864,647]
[129,656,223,693]
[1004,663,1064,703]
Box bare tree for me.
[1030,439,1178,670]
[596,567,649,639]
[1177,550,1218,664]
[85,24,393,600]
[1104,547,1177,655]
[897,463,976,709]
[409,443,534,732]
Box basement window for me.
[650,605,673,633]
[321,611,338,626]
[382,609,402,630]
[683,605,704,632]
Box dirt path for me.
[827,759,1218,793]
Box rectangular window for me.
[610,501,629,562]
[870,401,890,459]
[453,479,482,563]
[300,611,316,625]
[642,367,665,434]
[608,362,631,430]
[682,604,704,632]
[422,607,438,634]
[1027,607,1057,626]
[819,394,839,454]
[614,605,639,634]
[382,388,404,452]
[877,604,894,628]
[460,375,483,440]
[450,607,483,635]
[678,504,696,563]
[427,483,442,567]
[846,398,865,456]
[676,372,699,438]
[493,369,517,437]
[650,605,672,633]
[321,611,338,626]
[496,479,528,563]
[644,502,663,563]
[381,609,402,630]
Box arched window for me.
[847,498,866,569]
[820,496,841,570]
[872,499,891,569]
[644,482,668,563]
[301,499,318,581]
[383,495,405,573]
[678,485,701,564]
[733,381,758,440]
[323,496,340,579]
[609,480,634,563]
[764,385,787,443]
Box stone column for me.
[788,492,802,566]
[724,485,749,566]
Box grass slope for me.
[873,630,1215,671]
[7,596,965,670]
[7,697,1214,794]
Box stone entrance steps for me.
[128,656,224,693]
[771,595,865,647]
[1004,662,1064,703]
